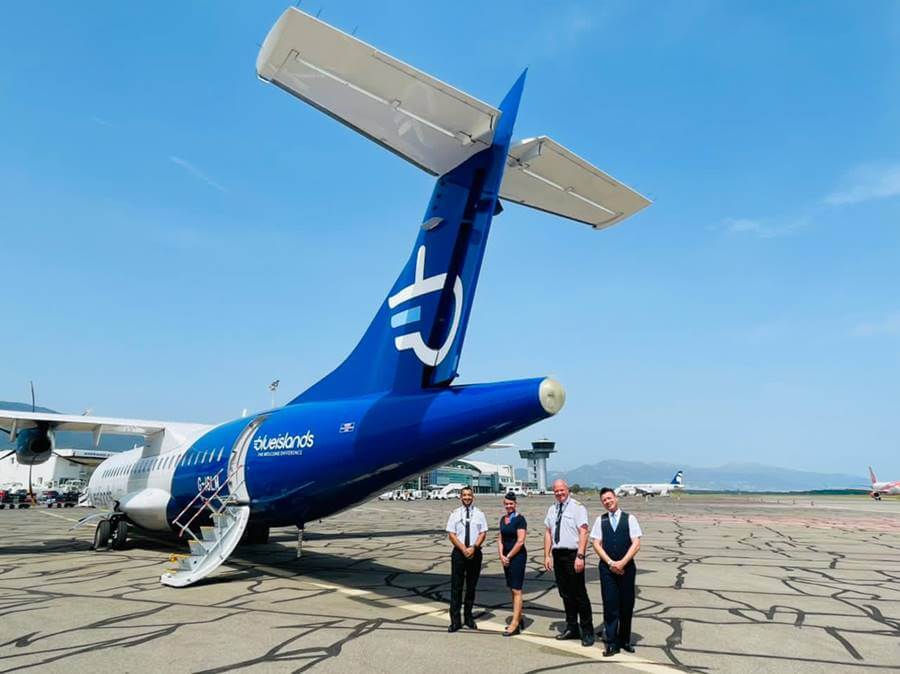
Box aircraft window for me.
[202,451,208,464]
[217,447,225,462]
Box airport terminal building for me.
[411,459,520,494]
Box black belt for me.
[553,548,578,554]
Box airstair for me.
[160,417,263,587]
[160,466,250,587]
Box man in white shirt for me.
[590,487,642,657]
[543,479,595,647]
[445,486,488,632]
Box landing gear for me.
[93,517,128,550]
[93,519,111,550]
[110,519,129,550]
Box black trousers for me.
[552,549,594,632]
[449,547,482,623]
[599,562,636,647]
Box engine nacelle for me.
[15,425,54,465]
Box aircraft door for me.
[228,416,267,504]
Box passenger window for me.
[217,447,225,462]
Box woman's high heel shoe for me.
[503,624,522,637]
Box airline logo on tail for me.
[672,470,684,485]
[388,245,463,367]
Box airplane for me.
[0,7,650,587]
[868,466,900,500]
[615,470,684,498]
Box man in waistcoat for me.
[590,487,642,657]
[445,486,488,632]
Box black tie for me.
[554,502,564,544]
[464,507,471,547]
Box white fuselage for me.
[616,482,683,497]
[87,445,192,530]
[872,481,900,496]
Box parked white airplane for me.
[616,470,684,497]
[869,466,900,500]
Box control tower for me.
[519,439,557,493]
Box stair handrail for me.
[176,464,245,537]
[171,468,224,530]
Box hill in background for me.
[546,459,866,492]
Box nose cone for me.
[539,378,566,415]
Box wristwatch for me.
[576,553,585,560]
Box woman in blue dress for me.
[497,492,527,636]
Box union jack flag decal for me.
[339,422,355,433]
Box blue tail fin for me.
[293,72,527,403]
[671,471,683,485]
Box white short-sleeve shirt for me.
[446,505,489,545]
[544,498,589,550]
[589,509,642,541]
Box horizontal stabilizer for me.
[257,8,500,176]
[500,136,651,229]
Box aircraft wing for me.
[0,410,212,453]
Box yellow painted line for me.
[246,560,680,673]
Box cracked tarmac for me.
[1,494,899,673]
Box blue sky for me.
[1,2,898,478]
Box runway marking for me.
[246,560,682,673]
[38,510,81,524]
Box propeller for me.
[1,381,96,504]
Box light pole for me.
[268,379,280,408]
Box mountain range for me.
[542,459,867,492]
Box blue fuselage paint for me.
[166,377,549,528]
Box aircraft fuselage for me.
[88,377,560,532]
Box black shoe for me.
[448,623,461,633]
[603,646,620,657]
[556,628,581,641]
[503,624,521,637]
[463,617,478,630]
[622,644,635,653]
[581,632,595,647]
